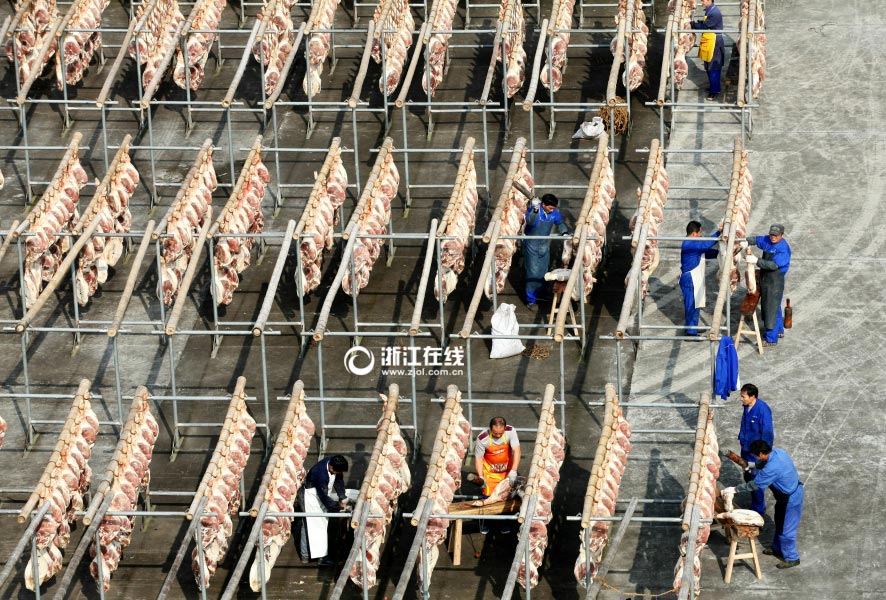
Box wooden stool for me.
[734,310,764,355]
[723,523,762,584]
[546,282,579,340]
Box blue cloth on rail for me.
[713,336,739,400]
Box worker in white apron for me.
[299,455,351,567]
[679,221,720,336]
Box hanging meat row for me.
[5,0,59,87]
[518,422,566,589]
[743,0,766,98]
[0,414,6,448]
[485,148,533,298]
[129,0,184,91]
[75,149,138,306]
[342,152,397,296]
[422,0,458,96]
[173,0,226,90]
[159,148,216,306]
[669,0,697,88]
[304,0,341,97]
[192,405,257,589]
[540,0,575,92]
[415,405,471,587]
[298,149,348,296]
[627,156,668,298]
[213,154,269,305]
[673,419,720,595]
[252,0,295,97]
[371,0,415,96]
[248,404,315,590]
[349,402,411,589]
[574,400,631,586]
[611,0,647,91]
[90,398,158,591]
[25,393,99,590]
[58,0,109,86]
[23,147,88,308]
[435,153,478,303]
[717,151,752,294]
[499,0,526,98]
[564,147,615,300]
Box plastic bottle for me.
[784,298,793,329]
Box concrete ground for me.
[0,0,875,598]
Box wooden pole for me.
[459,220,500,338]
[294,139,342,238]
[737,0,750,107]
[408,219,438,335]
[554,223,588,341]
[264,22,307,109]
[343,138,394,238]
[630,139,660,248]
[581,384,617,527]
[347,21,376,108]
[436,138,475,236]
[411,385,460,525]
[395,22,428,108]
[0,500,52,589]
[96,0,160,106]
[573,134,609,239]
[312,221,360,341]
[139,20,185,108]
[351,385,399,528]
[108,220,156,337]
[518,384,556,523]
[615,221,650,338]
[605,1,630,104]
[479,23,504,105]
[153,139,214,239]
[521,20,549,110]
[656,13,676,105]
[165,207,213,334]
[682,393,710,531]
[75,136,133,235]
[209,135,263,237]
[0,220,21,265]
[15,15,70,105]
[252,219,296,335]
[17,132,83,236]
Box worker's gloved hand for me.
[745,462,756,471]
[508,470,518,485]
[722,486,736,496]
[739,240,749,250]
[745,254,758,265]
[531,197,541,211]
[563,232,571,237]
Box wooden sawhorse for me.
[723,522,763,584]
[734,310,764,355]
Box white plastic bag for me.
[489,303,525,359]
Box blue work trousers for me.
[707,68,722,95]
[679,272,699,335]
[772,484,804,562]
[765,303,784,343]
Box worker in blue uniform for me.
[747,224,791,346]
[737,383,774,515]
[679,221,720,335]
[523,194,569,310]
[725,440,803,569]
[691,0,725,101]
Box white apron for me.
[689,257,706,309]
[304,474,338,559]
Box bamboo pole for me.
[17,133,83,236]
[681,393,710,531]
[157,497,206,599]
[395,22,428,108]
[479,23,503,105]
[15,15,70,105]
[482,138,526,242]
[554,223,588,341]
[614,221,649,338]
[736,0,750,107]
[218,501,268,600]
[583,498,639,599]
[0,500,51,589]
[343,138,394,238]
[347,21,376,108]
[17,214,104,332]
[411,385,460,526]
[581,384,617,527]
[656,13,676,105]
[221,18,263,107]
[0,15,10,42]
[408,219,438,335]
[185,377,247,520]
[501,494,537,600]
[75,136,133,235]
[108,220,156,337]
[518,384,556,523]
[18,379,91,522]
[351,385,399,529]
[294,139,342,238]
[0,220,21,265]
[264,22,307,109]
[209,135,263,237]
[249,381,305,516]
[139,20,185,108]
[165,207,213,335]
[51,492,113,599]
[153,138,214,239]
[96,0,157,106]
[630,138,660,248]
[252,219,296,335]
[521,20,549,110]
[4,0,32,41]
[605,1,630,104]
[459,220,500,338]
[708,138,744,339]
[436,138,475,236]
[312,221,360,341]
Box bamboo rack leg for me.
[725,539,738,584]
[451,519,462,565]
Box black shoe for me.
[776,559,800,569]
[762,548,783,559]
[500,525,512,534]
[318,557,335,567]
[527,303,538,311]
[705,94,718,102]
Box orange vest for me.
[483,432,513,473]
